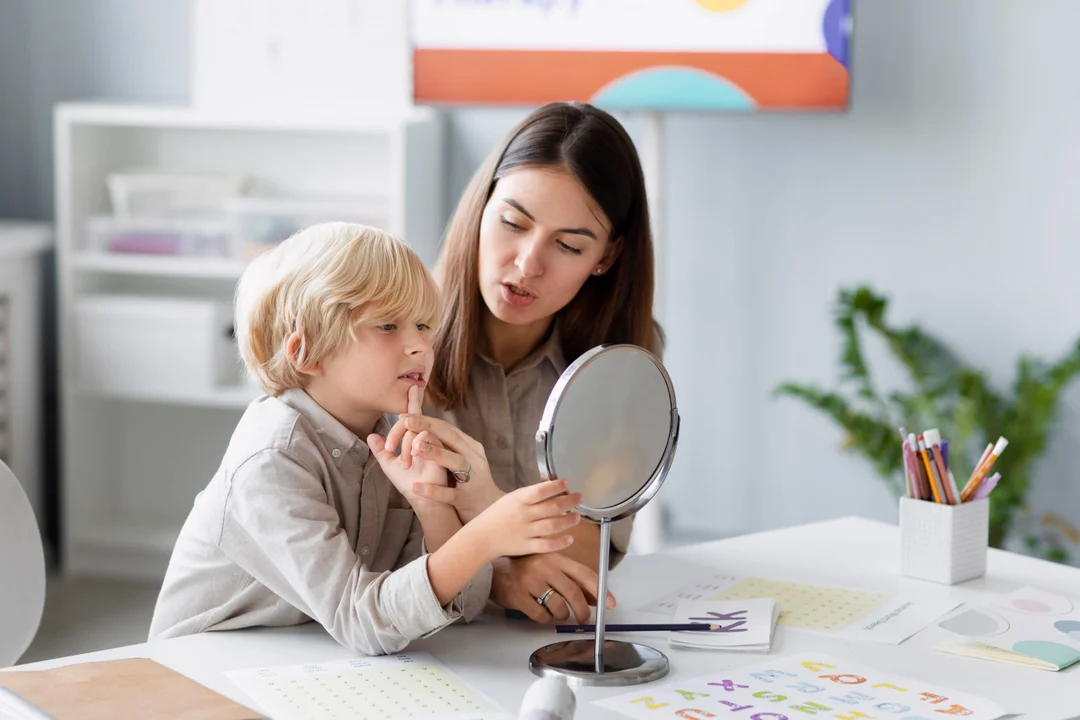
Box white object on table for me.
[901,496,990,584]
[0,459,46,668]
[9,518,1080,719]
[518,676,575,720]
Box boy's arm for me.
[215,449,477,655]
[410,501,461,551]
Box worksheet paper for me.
[641,574,959,644]
[228,653,512,720]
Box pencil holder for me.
[899,497,988,584]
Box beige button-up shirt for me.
[149,388,491,655]
[432,327,635,561]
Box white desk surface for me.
[11,517,1080,719]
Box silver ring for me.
[451,464,471,484]
[536,588,556,607]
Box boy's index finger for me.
[408,385,423,416]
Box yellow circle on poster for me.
[694,0,751,11]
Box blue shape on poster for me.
[823,0,851,68]
[1055,619,1080,642]
[592,67,755,111]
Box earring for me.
[594,266,604,275]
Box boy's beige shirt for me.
[430,326,635,562]
[149,388,491,655]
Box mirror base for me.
[528,639,669,687]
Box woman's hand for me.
[384,414,505,523]
[491,553,617,624]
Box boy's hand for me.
[367,387,448,505]
[467,479,582,560]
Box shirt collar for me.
[278,388,391,463]
[477,320,567,376]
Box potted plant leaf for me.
[775,286,1080,562]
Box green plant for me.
[775,286,1080,562]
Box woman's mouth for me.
[501,282,536,307]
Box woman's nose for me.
[515,237,544,277]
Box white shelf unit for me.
[55,103,445,581]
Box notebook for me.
[935,586,1080,671]
[669,598,779,651]
[0,658,262,720]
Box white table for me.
[11,517,1080,719]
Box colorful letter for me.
[875,703,912,713]
[718,701,754,712]
[789,702,832,715]
[751,670,798,684]
[801,662,838,673]
[934,705,973,716]
[828,692,873,706]
[819,675,866,685]
[753,691,788,703]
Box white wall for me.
[658,0,1080,540]
[2,0,1078,553]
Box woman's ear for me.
[595,236,624,275]
[286,331,322,376]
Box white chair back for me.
[0,458,46,667]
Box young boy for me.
[149,222,581,655]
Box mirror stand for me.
[528,518,670,687]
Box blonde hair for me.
[236,222,441,396]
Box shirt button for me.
[331,448,342,458]
[496,436,509,449]
[361,545,370,555]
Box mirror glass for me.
[537,344,677,517]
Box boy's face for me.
[317,317,435,418]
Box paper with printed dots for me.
[228,653,512,720]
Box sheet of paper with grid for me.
[713,577,890,631]
[227,653,512,720]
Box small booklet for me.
[669,598,779,652]
[934,586,1080,672]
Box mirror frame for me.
[534,343,680,522]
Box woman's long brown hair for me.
[428,102,662,409]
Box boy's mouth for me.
[398,371,426,387]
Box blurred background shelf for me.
[56,102,445,581]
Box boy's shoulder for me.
[224,389,333,470]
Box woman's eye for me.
[557,240,583,255]
[501,218,524,232]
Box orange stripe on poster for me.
[414,50,849,109]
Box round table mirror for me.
[530,344,680,687]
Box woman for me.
[400,101,662,624]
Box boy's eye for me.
[377,323,396,332]
[417,323,431,332]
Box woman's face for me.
[477,166,615,328]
